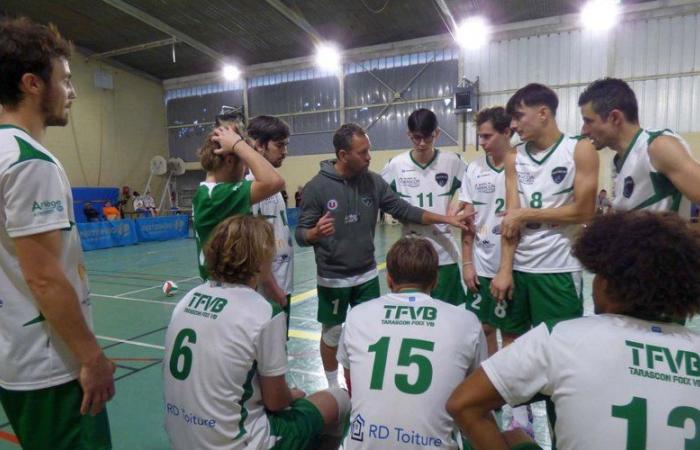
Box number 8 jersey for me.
[513,134,583,273]
[337,291,486,450]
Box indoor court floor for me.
[0,223,698,450]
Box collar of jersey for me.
[390,290,431,301]
[0,124,30,135]
[616,128,644,172]
[486,154,504,173]
[525,133,564,165]
[208,281,254,290]
[409,148,439,170]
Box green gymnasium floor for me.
[0,223,697,449]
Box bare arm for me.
[259,374,294,412]
[212,127,284,203]
[259,267,287,307]
[649,135,700,204]
[447,368,509,450]
[14,231,115,415]
[501,140,598,237]
[491,150,520,301]
[460,203,479,292]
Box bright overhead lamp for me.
[581,0,620,32]
[455,16,491,50]
[222,64,241,81]
[315,42,342,72]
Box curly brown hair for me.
[0,17,72,108]
[204,215,275,285]
[572,212,700,321]
[197,131,245,172]
[387,237,439,291]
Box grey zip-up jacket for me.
[295,160,424,279]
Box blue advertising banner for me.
[77,219,138,251]
[135,215,189,242]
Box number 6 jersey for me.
[337,291,486,449]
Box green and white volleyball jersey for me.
[513,134,582,273]
[246,174,293,295]
[0,125,90,390]
[164,282,288,450]
[612,129,692,218]
[458,155,506,278]
[482,314,700,450]
[381,150,466,265]
[192,181,252,280]
[337,291,487,450]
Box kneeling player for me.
[164,215,350,450]
[448,212,700,449]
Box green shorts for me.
[507,270,584,335]
[431,263,470,306]
[269,398,325,450]
[317,277,380,325]
[0,379,112,450]
[464,276,517,331]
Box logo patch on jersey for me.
[492,225,502,235]
[517,171,535,185]
[475,182,496,193]
[361,196,373,207]
[398,176,420,188]
[526,222,542,230]
[551,167,568,184]
[184,292,228,320]
[476,237,496,249]
[350,415,365,442]
[31,199,64,216]
[435,173,448,187]
[327,199,338,210]
[623,176,635,198]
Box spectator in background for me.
[102,201,120,221]
[295,186,303,208]
[142,190,158,216]
[83,202,101,222]
[281,189,289,207]
[132,191,147,217]
[117,185,131,218]
[596,189,612,215]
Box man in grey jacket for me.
[296,123,472,388]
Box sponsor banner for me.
[135,215,189,242]
[77,219,137,251]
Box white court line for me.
[97,335,165,350]
[115,276,200,297]
[92,293,176,306]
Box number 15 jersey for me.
[337,292,486,450]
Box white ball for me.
[162,280,178,297]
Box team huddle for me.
[2,17,700,450]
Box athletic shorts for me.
[506,270,584,335]
[431,263,470,306]
[316,277,380,325]
[0,379,112,450]
[269,398,325,450]
[464,276,519,332]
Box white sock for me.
[325,369,339,388]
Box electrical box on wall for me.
[454,78,478,114]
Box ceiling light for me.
[315,43,342,73]
[222,64,241,81]
[581,0,620,32]
[455,16,491,50]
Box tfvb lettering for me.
[383,305,437,321]
[625,340,700,377]
[187,292,228,313]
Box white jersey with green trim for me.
[458,154,506,278]
[612,128,692,218]
[381,150,466,265]
[338,291,487,450]
[482,314,700,450]
[513,134,582,273]
[246,174,293,294]
[164,282,288,450]
[0,125,91,390]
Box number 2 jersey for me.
[163,282,287,450]
[482,315,700,450]
[381,150,466,265]
[337,291,486,450]
[513,134,582,273]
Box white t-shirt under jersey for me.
[483,315,700,450]
[163,282,288,450]
[513,134,582,273]
[338,291,487,450]
[381,150,466,265]
[246,174,293,295]
[0,124,91,390]
[612,128,692,218]
[459,154,506,278]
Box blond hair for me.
[204,215,275,284]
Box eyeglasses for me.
[409,132,436,144]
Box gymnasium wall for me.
[43,52,169,195]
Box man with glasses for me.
[381,108,470,306]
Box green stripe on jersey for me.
[10,136,55,168]
[235,361,258,440]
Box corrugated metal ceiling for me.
[1,0,655,80]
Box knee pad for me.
[321,324,342,347]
